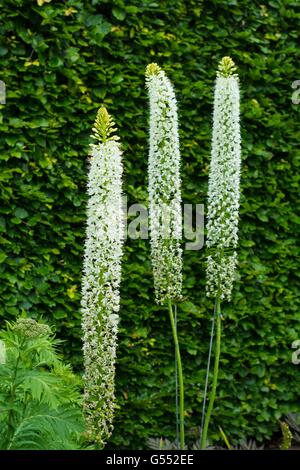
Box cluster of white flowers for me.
[146,63,183,305]
[206,57,241,301]
[81,107,124,447]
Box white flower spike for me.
[81,106,124,447]
[146,63,182,305]
[206,57,241,301]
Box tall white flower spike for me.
[146,63,183,305]
[201,58,241,449]
[206,57,241,301]
[81,107,124,447]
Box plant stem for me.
[174,304,179,447]
[200,296,221,449]
[200,299,217,440]
[168,299,184,449]
[4,338,24,449]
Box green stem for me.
[168,299,184,449]
[4,339,24,449]
[200,296,221,449]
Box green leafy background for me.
[0,0,299,448]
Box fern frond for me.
[20,370,67,408]
[0,318,83,450]
[7,405,84,450]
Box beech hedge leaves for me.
[0,0,299,448]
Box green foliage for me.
[285,413,300,443]
[147,433,265,450]
[279,421,292,450]
[0,318,84,449]
[0,0,299,449]
[148,437,182,450]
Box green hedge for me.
[0,0,299,448]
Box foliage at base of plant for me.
[285,413,300,444]
[0,318,84,450]
[0,0,299,449]
[147,435,264,451]
[279,422,292,450]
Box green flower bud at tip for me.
[217,56,237,78]
[145,63,161,77]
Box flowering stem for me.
[5,338,24,448]
[146,63,183,304]
[168,299,184,449]
[81,106,123,447]
[200,299,217,440]
[200,296,221,449]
